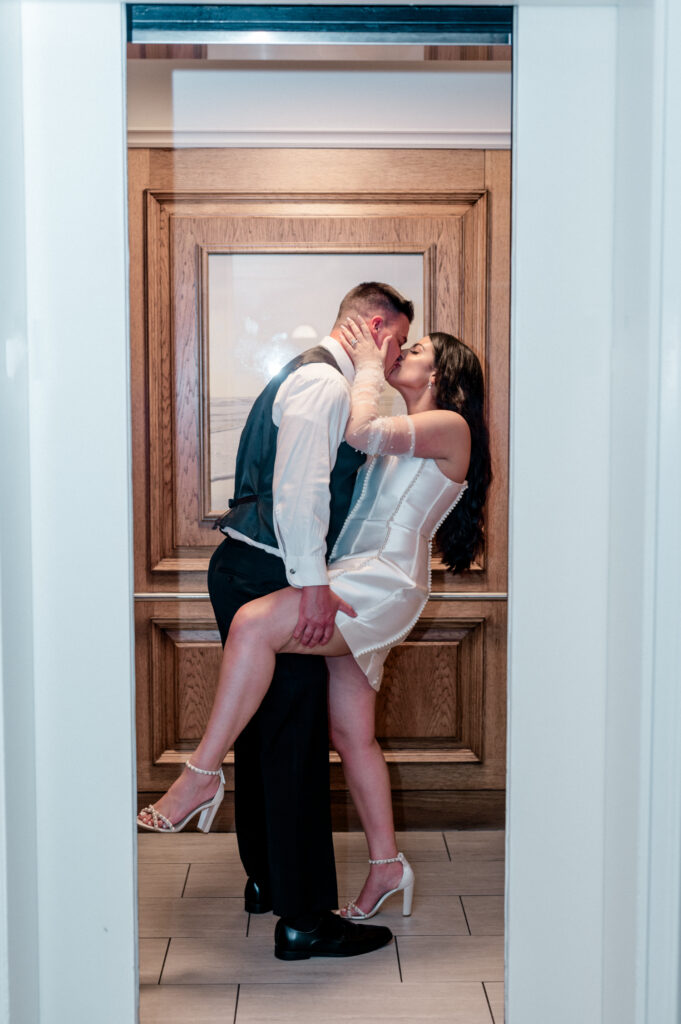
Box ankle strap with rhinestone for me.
[185,760,222,776]
[368,852,404,865]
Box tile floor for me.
[138,830,505,1023]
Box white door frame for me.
[1,2,679,1022]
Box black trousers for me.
[207,535,338,918]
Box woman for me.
[138,315,491,921]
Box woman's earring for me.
[427,379,434,390]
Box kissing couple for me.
[139,281,491,961]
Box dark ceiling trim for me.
[128,5,513,45]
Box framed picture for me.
[206,252,425,512]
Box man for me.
[208,281,413,960]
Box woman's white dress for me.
[327,453,467,690]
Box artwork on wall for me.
[206,252,424,512]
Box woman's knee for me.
[228,603,265,647]
[329,718,375,758]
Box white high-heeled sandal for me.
[137,760,225,833]
[342,852,415,919]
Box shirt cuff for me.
[284,554,329,588]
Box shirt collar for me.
[319,335,355,383]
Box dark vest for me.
[215,346,365,559]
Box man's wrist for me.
[284,554,329,587]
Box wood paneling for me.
[135,597,506,826]
[139,186,496,586]
[330,789,506,831]
[137,789,506,832]
[127,44,208,59]
[425,45,511,63]
[130,149,485,199]
[127,44,509,64]
[130,149,510,828]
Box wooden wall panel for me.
[379,643,462,740]
[127,44,208,59]
[172,631,222,741]
[128,45,509,64]
[137,186,500,591]
[130,149,510,829]
[425,45,511,63]
[135,598,506,826]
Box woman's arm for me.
[339,317,470,472]
[343,358,416,455]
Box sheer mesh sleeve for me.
[345,364,416,456]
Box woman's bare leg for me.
[138,587,349,827]
[327,657,403,913]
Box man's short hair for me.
[334,282,414,327]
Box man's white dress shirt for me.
[226,336,355,587]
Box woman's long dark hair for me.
[429,332,492,574]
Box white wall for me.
[1,3,138,1022]
[0,2,40,1022]
[127,59,511,147]
[603,3,661,1018]
[507,9,616,1020]
[605,1,681,1020]
[508,3,681,1024]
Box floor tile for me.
[237,980,492,1023]
[444,831,505,861]
[161,935,400,986]
[485,981,505,1023]
[138,833,239,864]
[137,831,506,1019]
[333,831,450,863]
[182,860,248,898]
[138,897,246,938]
[242,912,276,939]
[247,895,468,939]
[462,896,504,936]
[140,938,169,984]
[138,863,189,899]
[398,935,504,983]
[335,859,504,898]
[380,895,469,936]
[149,849,499,904]
[140,984,238,1023]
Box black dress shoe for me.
[244,878,273,914]
[274,910,393,960]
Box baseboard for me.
[137,789,505,831]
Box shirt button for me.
[290,568,296,575]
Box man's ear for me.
[368,315,382,337]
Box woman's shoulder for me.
[407,408,470,478]
[408,407,471,446]
[410,407,468,429]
